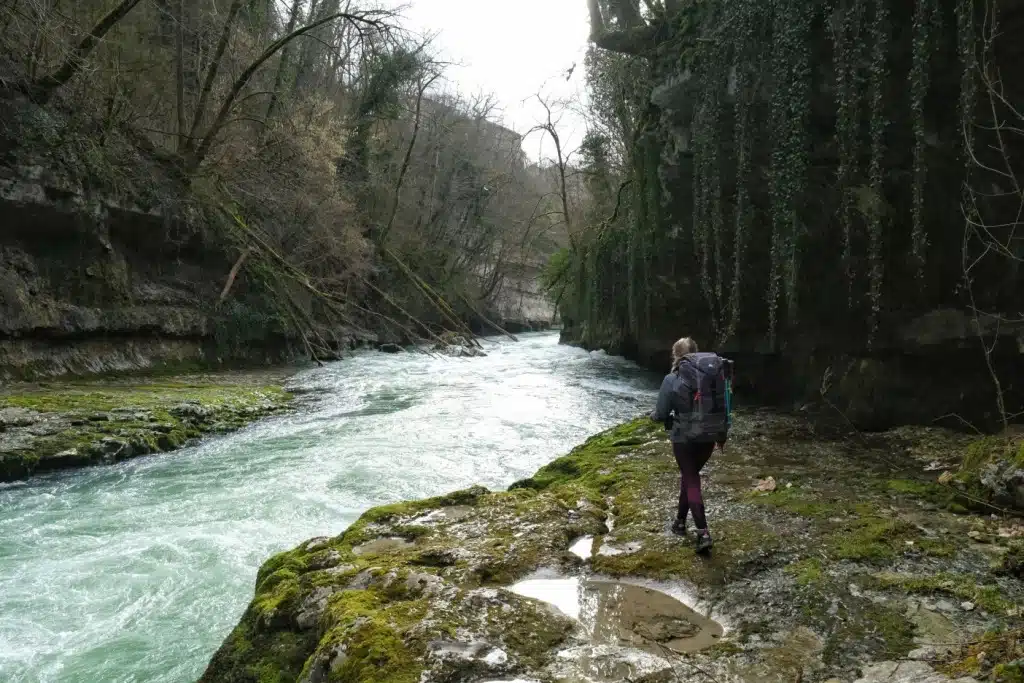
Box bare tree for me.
[18,0,147,102]
[959,0,1024,431]
[525,93,580,247]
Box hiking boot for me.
[671,518,688,536]
[695,530,713,554]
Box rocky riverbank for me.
[199,411,1023,683]
[0,370,294,482]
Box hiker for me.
[650,337,731,554]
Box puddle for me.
[410,505,473,525]
[569,536,594,560]
[351,537,414,556]
[509,577,585,619]
[508,576,724,681]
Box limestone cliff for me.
[0,92,550,381]
[559,0,1024,430]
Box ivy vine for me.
[766,0,812,347]
[866,0,890,346]
[724,0,761,343]
[831,0,867,308]
[909,0,935,282]
[956,0,977,166]
[690,34,723,334]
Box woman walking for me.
[651,337,730,554]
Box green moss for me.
[322,591,428,683]
[962,436,1005,472]
[253,570,302,626]
[884,478,970,514]
[830,517,919,562]
[916,538,957,558]
[706,640,744,659]
[592,519,779,584]
[937,628,1024,681]
[786,558,825,586]
[592,542,701,580]
[199,610,317,683]
[1,382,290,413]
[257,548,309,587]
[996,540,1024,578]
[949,435,1024,512]
[509,418,664,492]
[823,601,916,665]
[742,486,836,518]
[0,378,292,481]
[872,571,1012,613]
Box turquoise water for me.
[0,333,660,683]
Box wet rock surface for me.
[200,412,1024,683]
[432,333,488,358]
[0,370,292,481]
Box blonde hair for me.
[671,337,699,372]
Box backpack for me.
[675,352,733,442]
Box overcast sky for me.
[377,0,592,163]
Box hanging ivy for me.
[909,0,935,282]
[866,0,890,346]
[691,53,719,333]
[766,0,812,347]
[830,0,867,308]
[725,0,760,343]
[956,0,977,166]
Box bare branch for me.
[187,10,389,173]
[29,0,146,102]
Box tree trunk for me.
[175,0,187,151]
[264,0,303,124]
[379,73,439,246]
[30,0,147,102]
[186,10,379,173]
[185,0,246,149]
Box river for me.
[0,333,661,683]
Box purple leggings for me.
[673,441,715,530]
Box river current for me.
[0,333,660,683]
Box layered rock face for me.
[489,259,558,333]
[0,94,313,380]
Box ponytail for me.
[670,337,699,373]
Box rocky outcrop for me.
[944,432,1024,514]
[431,333,487,358]
[486,259,557,334]
[0,93,315,380]
[200,415,1023,683]
[0,372,292,481]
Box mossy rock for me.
[952,435,1024,513]
[201,415,1024,683]
[0,377,292,481]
